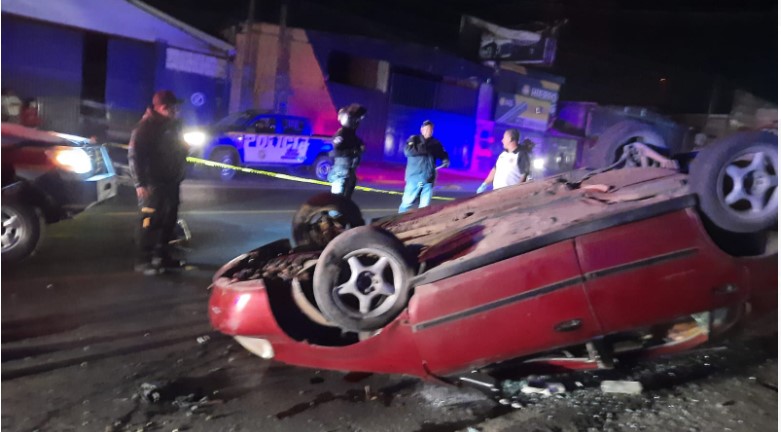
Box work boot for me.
[134,260,162,276]
[155,255,186,272]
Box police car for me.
[185,111,334,181]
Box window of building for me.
[326,51,388,91]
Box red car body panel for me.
[576,208,746,333]
[208,166,777,379]
[408,240,602,376]
[209,278,427,376]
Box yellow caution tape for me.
[107,142,454,201]
[185,156,455,201]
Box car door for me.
[240,116,277,164]
[575,208,745,334]
[408,240,602,376]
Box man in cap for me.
[476,130,532,193]
[129,90,189,275]
[399,120,450,213]
[328,103,367,198]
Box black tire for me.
[312,154,333,181]
[1,200,43,262]
[690,131,778,233]
[584,120,667,169]
[209,147,239,182]
[292,192,365,248]
[313,226,413,332]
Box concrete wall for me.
[231,24,340,135]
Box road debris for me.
[600,380,643,394]
[520,381,566,397]
[139,383,162,403]
[418,383,490,407]
[196,335,211,345]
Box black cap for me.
[421,120,434,127]
[152,90,182,107]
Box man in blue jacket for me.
[399,120,450,213]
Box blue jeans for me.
[329,157,357,198]
[398,181,433,213]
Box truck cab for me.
[186,111,334,181]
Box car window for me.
[249,117,277,134]
[215,111,257,130]
[281,118,305,135]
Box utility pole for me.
[243,0,257,110]
[273,1,291,114]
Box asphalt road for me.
[2,180,777,432]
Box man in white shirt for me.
[476,129,532,193]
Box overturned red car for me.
[209,131,777,383]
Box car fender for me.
[304,138,334,164]
[2,179,61,224]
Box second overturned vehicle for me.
[208,131,777,382]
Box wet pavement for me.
[2,178,777,432]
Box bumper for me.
[208,276,287,341]
[207,246,427,376]
[61,173,117,214]
[23,169,117,221]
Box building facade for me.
[1,0,234,142]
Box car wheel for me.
[690,131,778,233]
[584,120,668,169]
[292,192,364,248]
[1,200,43,262]
[209,148,239,182]
[313,226,413,332]
[312,155,333,181]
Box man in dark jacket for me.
[129,90,189,275]
[398,120,450,213]
[328,104,367,199]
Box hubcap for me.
[220,155,235,179]
[331,250,401,318]
[316,161,332,179]
[623,142,661,168]
[1,207,26,253]
[720,149,778,218]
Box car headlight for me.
[183,130,207,147]
[47,147,92,174]
[532,157,546,170]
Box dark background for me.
[146,0,778,113]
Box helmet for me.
[337,103,367,128]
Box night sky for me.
[147,0,778,113]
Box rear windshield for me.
[214,111,258,130]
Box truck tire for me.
[312,154,333,181]
[292,193,364,248]
[690,131,778,233]
[209,147,240,182]
[313,226,413,332]
[2,199,43,263]
[584,120,667,169]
